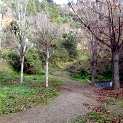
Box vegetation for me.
[0,0,123,122]
[62,32,78,60]
[1,49,42,74]
[70,96,123,123]
[0,62,63,115]
[70,111,121,123]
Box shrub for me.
[26,49,42,74]
[96,63,112,81]
[50,47,69,68]
[1,49,42,74]
[62,32,78,60]
[67,60,91,80]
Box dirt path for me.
[0,83,98,123]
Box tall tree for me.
[33,13,58,87]
[0,0,4,49]
[70,0,123,89]
[11,0,32,83]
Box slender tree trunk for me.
[0,35,1,49]
[112,51,120,89]
[91,36,97,84]
[20,56,24,83]
[0,13,2,49]
[45,49,49,88]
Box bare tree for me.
[0,0,4,49]
[70,0,123,89]
[11,0,33,83]
[33,13,58,87]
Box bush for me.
[26,49,42,74]
[1,49,42,74]
[96,62,112,81]
[50,47,69,68]
[67,60,90,80]
[62,32,78,60]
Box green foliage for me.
[0,65,63,115]
[73,70,90,80]
[47,4,62,23]
[0,71,18,84]
[40,1,73,24]
[1,49,42,74]
[51,47,69,68]
[67,60,90,78]
[87,112,112,122]
[27,0,41,15]
[71,112,117,123]
[96,64,112,81]
[0,85,58,115]
[62,32,78,60]
[26,49,42,74]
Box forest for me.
[0,0,123,123]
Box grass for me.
[0,85,58,115]
[0,62,63,115]
[72,74,90,85]
[118,99,123,108]
[106,98,123,118]
[70,115,86,123]
[70,111,121,123]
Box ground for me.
[0,82,97,123]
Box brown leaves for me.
[95,88,123,99]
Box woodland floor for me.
[0,76,98,123]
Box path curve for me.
[0,84,98,123]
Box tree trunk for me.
[45,49,49,88]
[91,36,97,84]
[112,51,120,89]
[0,36,1,49]
[20,56,24,83]
[0,13,2,49]
[91,59,97,84]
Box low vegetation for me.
[70,88,123,123]
[0,62,62,115]
[70,111,122,123]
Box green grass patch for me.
[0,80,58,115]
[0,63,63,115]
[0,85,58,115]
[72,73,90,85]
